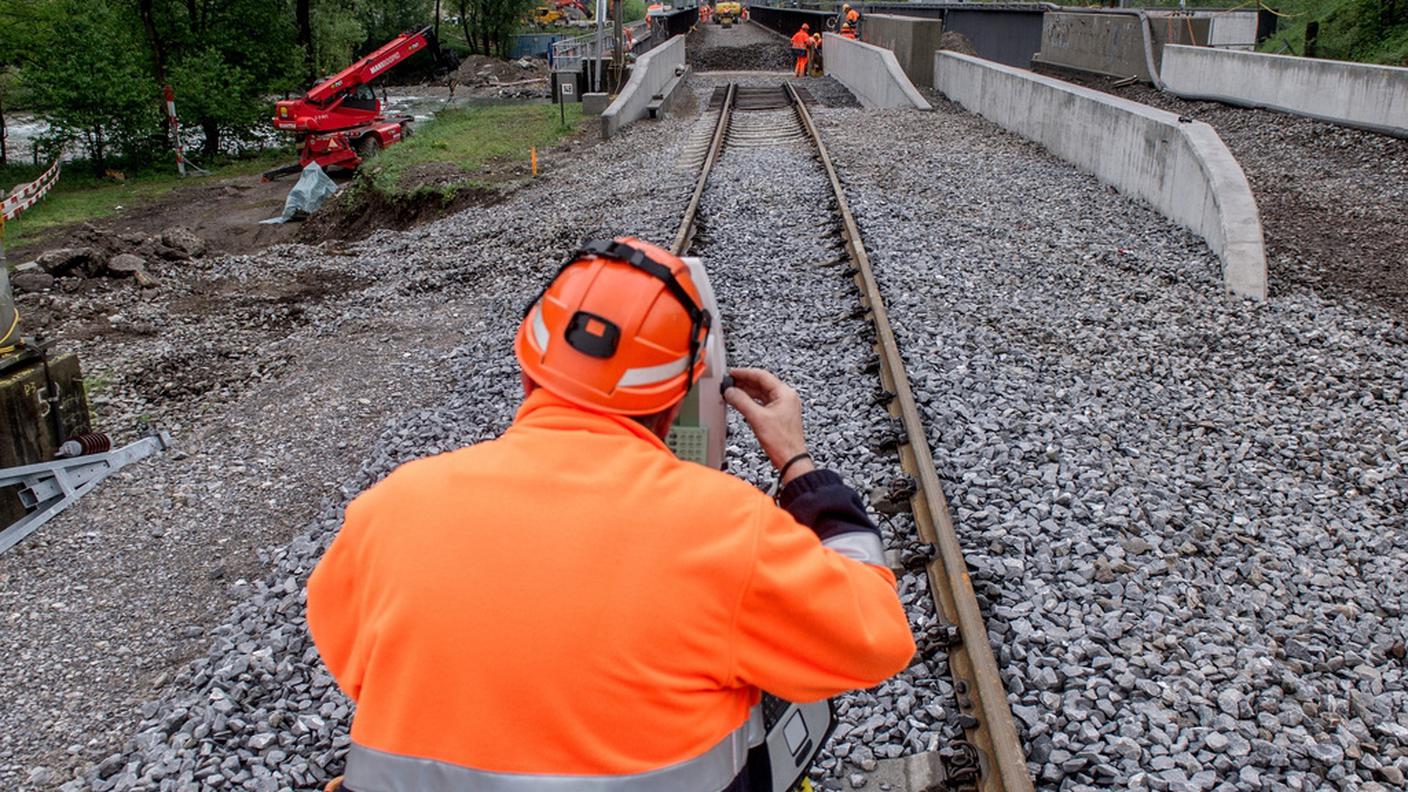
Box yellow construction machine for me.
[714,0,741,26]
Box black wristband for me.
[776,452,812,485]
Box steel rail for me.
[784,82,1032,792]
[672,83,735,256]
[672,80,1031,790]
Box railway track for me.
[674,82,1034,792]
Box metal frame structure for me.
[0,431,173,554]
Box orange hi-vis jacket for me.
[790,29,811,50]
[307,389,915,791]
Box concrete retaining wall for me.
[1162,45,1408,137]
[933,51,1266,299]
[824,33,931,110]
[1032,11,1208,82]
[600,35,685,139]
[861,13,943,89]
[863,4,1047,68]
[1194,10,1259,51]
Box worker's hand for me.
[724,368,815,484]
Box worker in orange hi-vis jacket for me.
[308,237,915,792]
[842,3,860,33]
[809,32,824,76]
[790,23,812,77]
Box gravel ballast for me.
[1035,69,1408,321]
[11,52,1404,792]
[4,110,698,791]
[817,103,1408,790]
[685,74,958,788]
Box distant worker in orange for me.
[842,2,861,35]
[308,237,916,791]
[700,3,711,22]
[809,32,824,76]
[791,23,812,77]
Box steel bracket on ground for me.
[0,431,173,554]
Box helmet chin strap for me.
[523,239,713,393]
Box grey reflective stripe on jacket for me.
[822,531,886,567]
[345,721,750,791]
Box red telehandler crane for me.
[270,26,456,176]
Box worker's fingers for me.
[728,367,788,404]
[723,385,765,420]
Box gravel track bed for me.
[687,22,794,72]
[1035,69,1408,321]
[686,74,959,789]
[817,104,1408,791]
[43,113,703,791]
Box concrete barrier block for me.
[582,93,611,116]
[1162,45,1408,137]
[861,14,943,89]
[823,34,931,111]
[600,35,686,139]
[934,50,1266,300]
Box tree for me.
[456,0,533,57]
[151,0,300,157]
[22,0,158,171]
[296,0,316,84]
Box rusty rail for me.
[672,80,1033,791]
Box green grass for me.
[1257,0,1408,64]
[1136,0,1408,65]
[0,149,294,252]
[361,103,583,199]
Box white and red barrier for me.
[1,160,61,222]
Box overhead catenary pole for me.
[594,0,606,92]
[612,0,624,93]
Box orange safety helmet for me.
[515,238,712,416]
[801,22,810,30]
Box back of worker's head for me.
[515,237,711,420]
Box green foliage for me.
[311,4,370,73]
[155,0,300,155]
[21,0,160,170]
[457,0,538,56]
[1259,0,1408,65]
[351,0,436,50]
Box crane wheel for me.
[355,136,383,162]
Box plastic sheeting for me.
[261,162,338,224]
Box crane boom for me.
[305,26,434,104]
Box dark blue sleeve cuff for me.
[778,469,881,543]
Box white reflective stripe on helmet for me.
[531,305,551,353]
[345,720,750,791]
[616,355,690,388]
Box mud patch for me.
[8,173,307,265]
[298,178,504,243]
